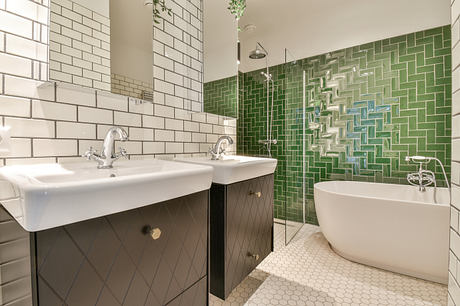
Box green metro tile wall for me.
[238,25,452,224]
[204,75,238,118]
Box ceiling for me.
[238,0,451,73]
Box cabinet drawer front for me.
[35,191,208,306]
[225,175,274,295]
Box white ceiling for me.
[238,0,451,73]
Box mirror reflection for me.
[203,0,238,118]
[49,0,153,101]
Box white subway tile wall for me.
[0,0,237,168]
[153,0,203,112]
[451,1,460,305]
[49,0,111,91]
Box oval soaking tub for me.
[314,181,450,284]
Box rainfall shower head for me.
[249,42,268,59]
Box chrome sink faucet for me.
[83,127,129,169]
[210,136,234,160]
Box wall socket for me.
[0,126,11,155]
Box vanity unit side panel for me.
[33,190,208,306]
[209,184,226,299]
[0,206,33,306]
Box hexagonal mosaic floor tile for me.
[210,223,447,306]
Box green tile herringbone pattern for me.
[239,25,452,224]
[204,75,238,118]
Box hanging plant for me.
[228,0,246,20]
[153,0,172,24]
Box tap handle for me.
[83,146,97,159]
[116,147,127,159]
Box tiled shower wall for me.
[204,75,238,118]
[449,1,460,304]
[0,0,235,170]
[239,26,452,223]
[49,0,111,91]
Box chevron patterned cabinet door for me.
[32,191,208,306]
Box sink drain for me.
[110,174,116,178]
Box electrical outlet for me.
[0,126,11,155]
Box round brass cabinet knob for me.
[249,191,262,198]
[142,226,162,240]
[248,253,260,261]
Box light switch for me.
[0,126,11,155]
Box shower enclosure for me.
[238,47,308,245]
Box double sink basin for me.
[0,155,277,232]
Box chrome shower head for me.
[249,42,268,59]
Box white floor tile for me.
[211,223,447,306]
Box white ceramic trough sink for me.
[0,159,213,232]
[175,155,277,185]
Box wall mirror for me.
[48,0,154,101]
[203,0,238,118]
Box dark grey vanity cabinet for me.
[0,191,209,306]
[210,174,274,300]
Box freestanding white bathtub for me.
[314,181,450,284]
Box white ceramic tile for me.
[155,130,174,141]
[0,10,33,39]
[97,92,128,111]
[33,139,77,157]
[5,118,55,138]
[184,142,199,153]
[2,138,32,158]
[32,100,77,121]
[56,121,96,139]
[142,115,164,129]
[114,111,141,127]
[7,0,48,24]
[6,34,47,61]
[192,132,206,143]
[166,142,183,154]
[165,118,183,131]
[184,121,199,132]
[0,53,31,78]
[143,142,165,154]
[128,99,154,115]
[211,224,448,306]
[0,96,30,117]
[56,84,96,106]
[175,108,191,121]
[115,140,142,155]
[4,76,55,100]
[78,140,103,156]
[154,104,175,118]
[191,112,207,123]
[199,123,212,133]
[78,106,113,124]
[175,131,191,142]
[128,128,154,141]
